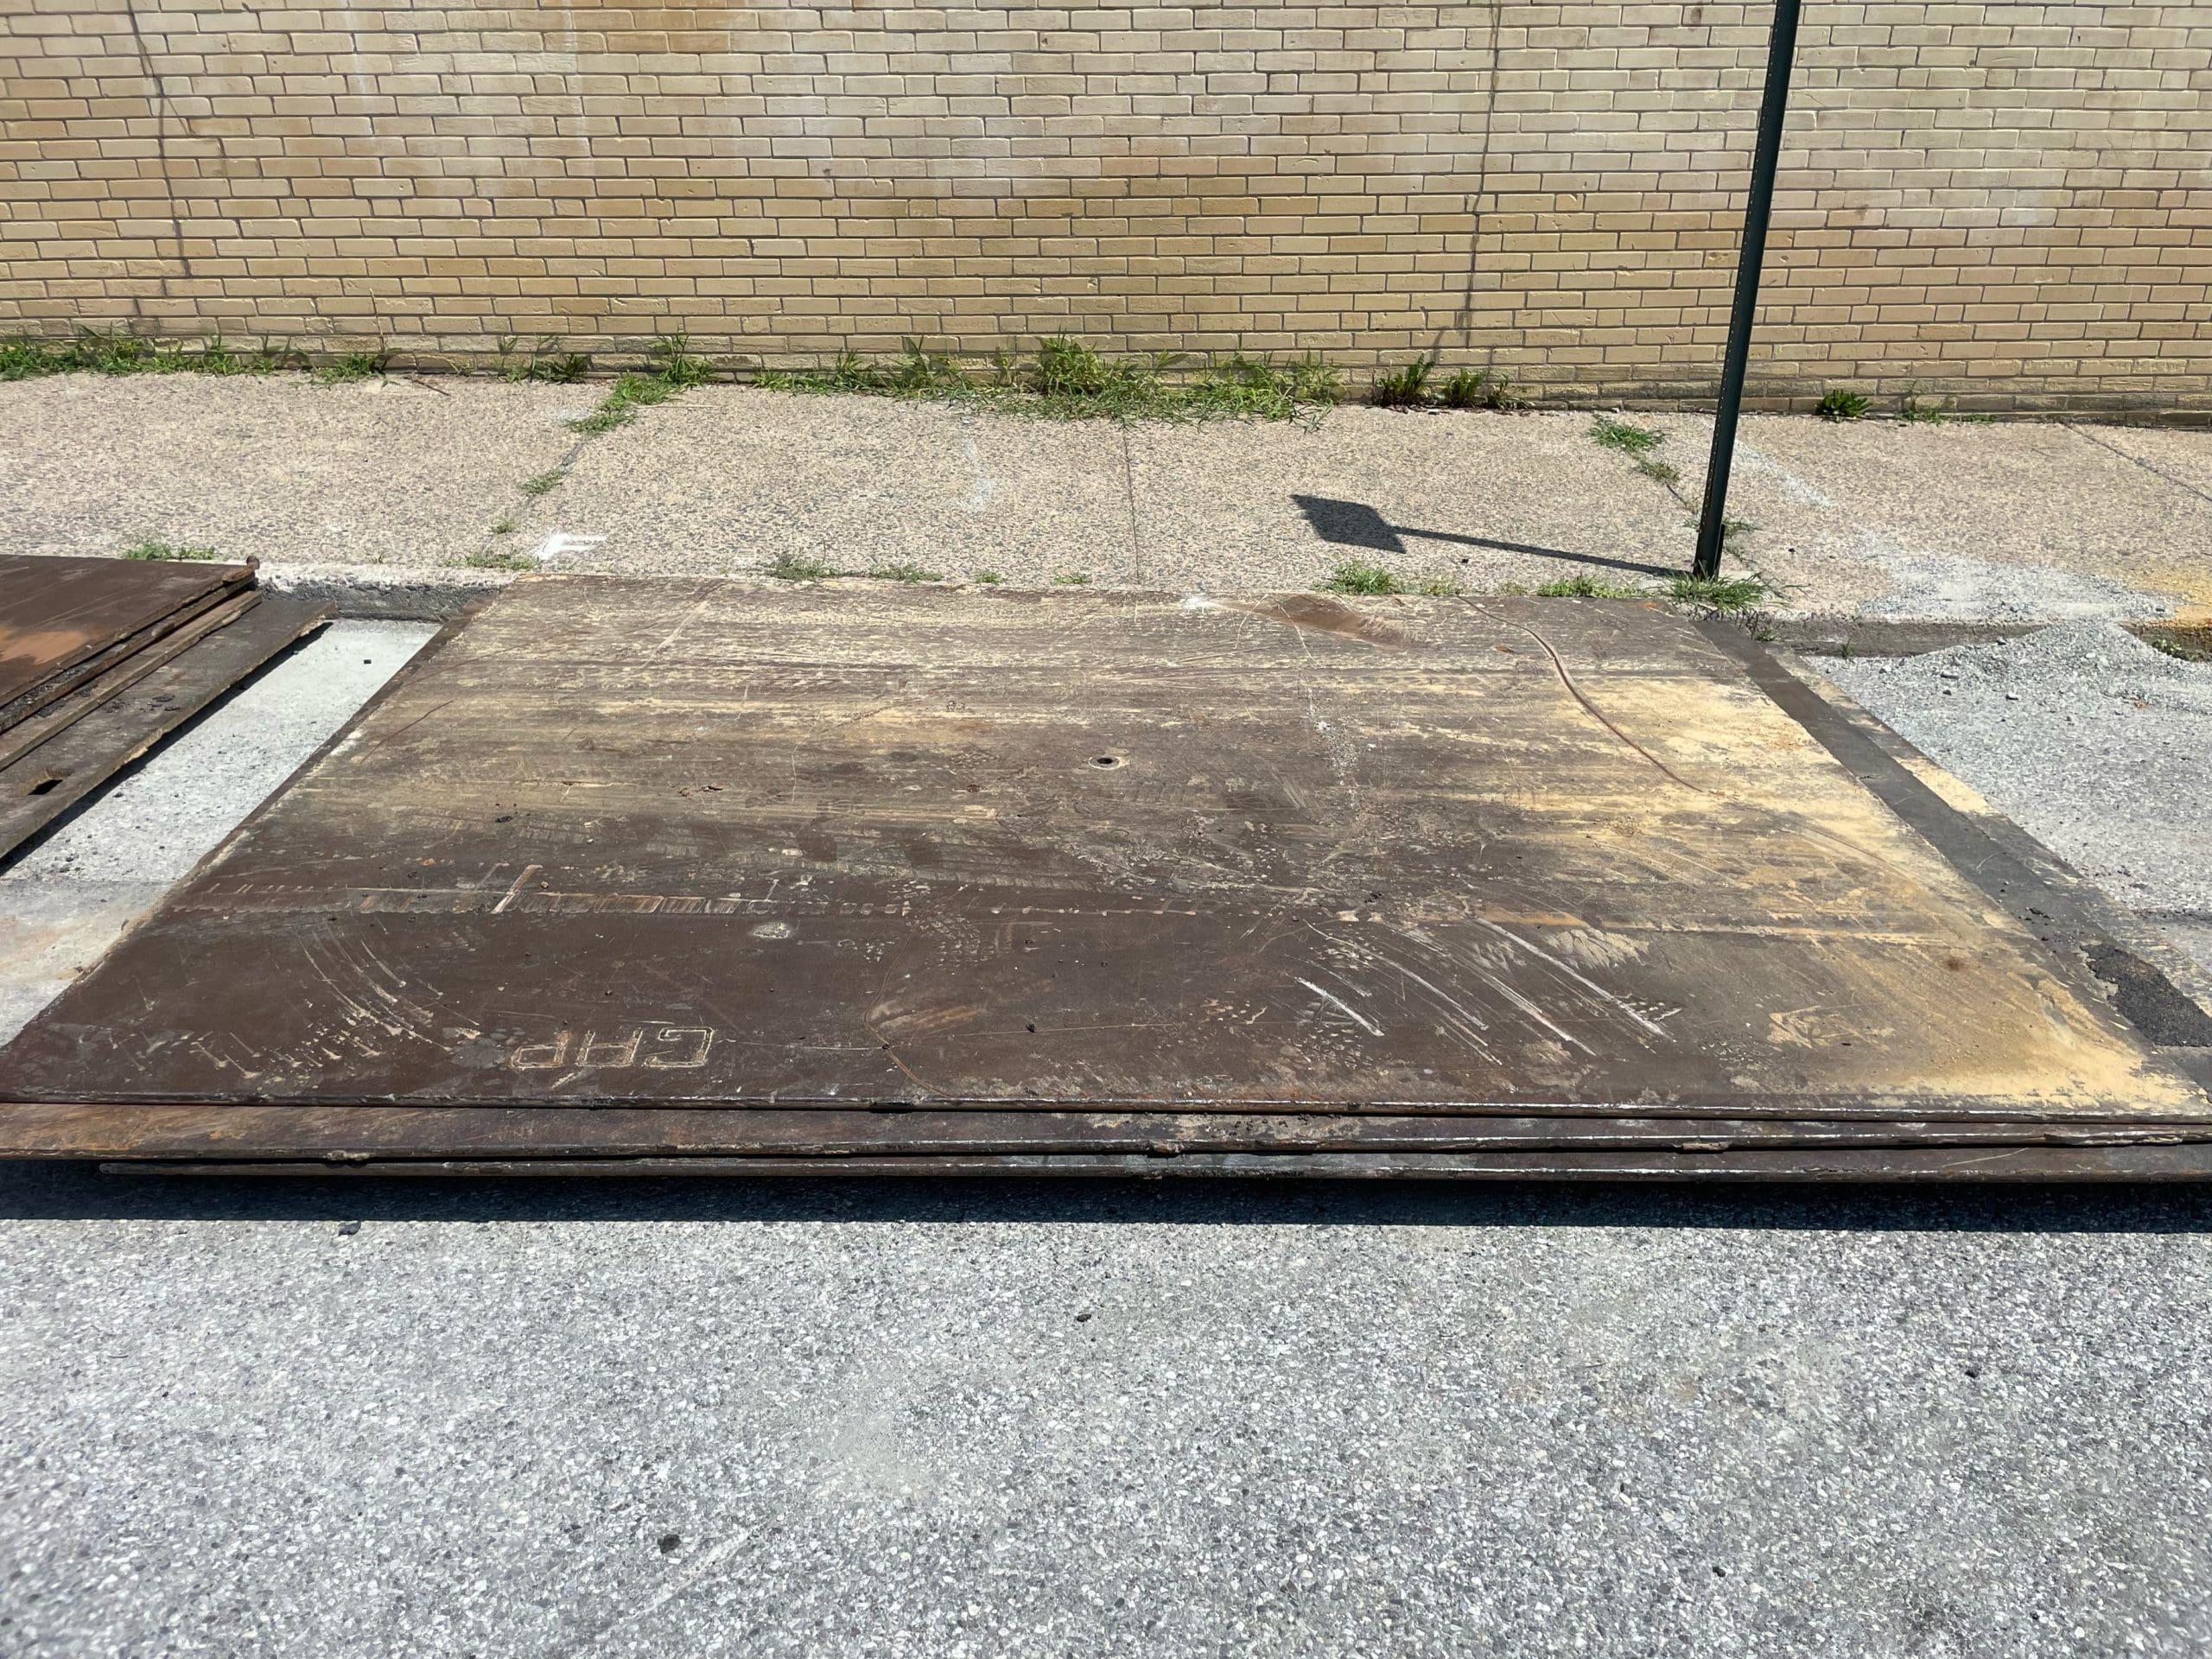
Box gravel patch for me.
[1822,621,2212,923]
[1852,551,2179,621]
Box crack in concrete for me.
[2063,422,2212,509]
[1120,423,1144,583]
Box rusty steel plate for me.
[0,554,254,732]
[0,577,2205,1173]
[108,1146,2212,1183]
[0,594,327,859]
[9,1102,2204,1166]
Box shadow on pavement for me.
[1293,493,1679,580]
[4,1160,2210,1233]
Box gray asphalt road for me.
[3,618,2211,1657]
[3,1173,2210,1658]
[1825,621,2212,956]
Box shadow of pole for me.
[1293,494,1677,580]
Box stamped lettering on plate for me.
[509,1027,715,1071]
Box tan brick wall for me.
[3,2,2207,415]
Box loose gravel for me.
[1823,621,2212,922]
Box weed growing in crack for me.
[2150,636,2212,664]
[2,329,300,380]
[1668,573,1770,612]
[766,552,838,581]
[495,336,592,383]
[461,550,539,571]
[1815,388,1871,422]
[1318,559,1405,596]
[759,338,1340,424]
[313,348,391,384]
[518,471,566,498]
[1368,358,1522,411]
[563,339,720,433]
[1368,358,1435,409]
[1897,391,1993,425]
[121,540,220,562]
[1535,574,1649,599]
[567,372,675,433]
[1440,369,1519,410]
[648,334,715,389]
[1590,416,1664,454]
[870,563,944,583]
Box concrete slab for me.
[1128,409,1692,592]
[1653,415,2212,623]
[7,373,2207,629]
[0,620,437,1043]
[0,374,585,569]
[528,389,1134,583]
[2084,423,2212,505]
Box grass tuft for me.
[1668,573,1770,612]
[755,339,1339,425]
[1052,570,1093,586]
[1591,416,1663,454]
[568,372,677,433]
[1815,387,1871,422]
[1368,357,1435,409]
[3,329,298,381]
[121,540,219,562]
[461,550,539,570]
[554,335,721,435]
[518,470,566,498]
[2149,635,2212,664]
[1897,391,1993,425]
[495,336,592,383]
[971,569,1005,585]
[647,334,714,389]
[766,552,838,581]
[1318,559,1405,596]
[1536,574,1648,599]
[870,563,944,583]
[1417,575,1467,596]
[1439,370,1489,410]
[1370,358,1522,411]
[313,348,391,385]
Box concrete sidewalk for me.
[3,372,2208,626]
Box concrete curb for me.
[252,562,2209,658]
[1764,613,2210,658]
[259,562,512,621]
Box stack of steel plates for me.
[0,554,328,858]
[1,578,2206,1180]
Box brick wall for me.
[3,2,2207,415]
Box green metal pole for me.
[1694,0,1805,582]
